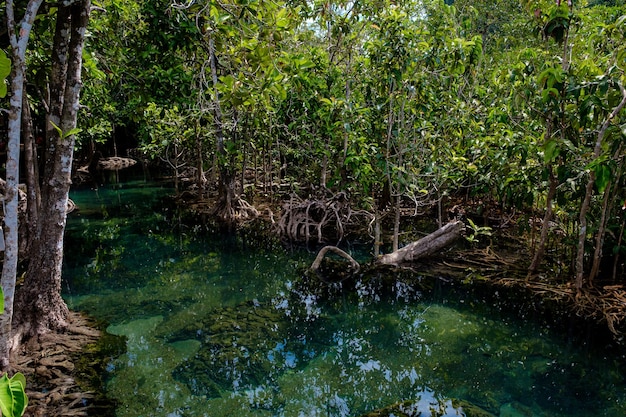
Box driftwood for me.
[310,221,465,274]
[310,246,360,273]
[377,220,465,267]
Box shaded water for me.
[63,182,626,417]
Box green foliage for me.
[77,0,626,280]
[0,50,11,98]
[48,121,82,140]
[465,219,492,244]
[0,373,27,417]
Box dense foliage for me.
[73,0,626,286]
[20,0,626,289]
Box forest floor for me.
[12,312,116,417]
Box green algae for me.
[164,300,332,398]
[358,398,496,417]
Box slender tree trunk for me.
[528,168,557,276]
[14,0,90,341]
[575,83,626,289]
[612,219,626,282]
[373,210,381,257]
[194,120,205,197]
[588,178,612,284]
[0,0,44,372]
[208,36,236,221]
[22,94,41,253]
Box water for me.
[63,181,626,417]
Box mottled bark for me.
[0,0,44,372]
[14,0,91,341]
[527,168,557,277]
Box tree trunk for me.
[22,93,41,253]
[0,0,44,372]
[207,35,236,221]
[377,221,465,267]
[392,194,401,252]
[575,82,626,289]
[14,0,90,341]
[194,120,205,197]
[527,168,557,276]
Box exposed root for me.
[12,312,112,417]
[278,190,373,243]
[214,196,260,223]
[495,279,626,339]
[310,246,361,273]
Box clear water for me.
[63,181,626,417]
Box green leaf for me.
[594,163,611,194]
[49,121,63,138]
[63,127,82,138]
[544,139,560,163]
[0,50,11,99]
[0,373,28,417]
[49,122,82,139]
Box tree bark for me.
[23,93,41,253]
[0,0,44,372]
[14,0,90,341]
[527,168,557,276]
[377,221,465,267]
[575,82,626,289]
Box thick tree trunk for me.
[377,221,465,267]
[0,0,44,372]
[14,0,90,341]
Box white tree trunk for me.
[0,0,44,372]
[14,0,90,343]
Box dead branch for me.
[310,246,360,273]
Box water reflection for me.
[63,184,626,417]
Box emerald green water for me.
[63,182,626,417]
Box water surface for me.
[63,181,626,417]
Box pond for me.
[63,181,626,417]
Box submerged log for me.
[377,220,465,267]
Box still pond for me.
[62,180,626,417]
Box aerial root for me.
[495,278,626,338]
[214,195,259,223]
[278,190,372,243]
[310,246,361,274]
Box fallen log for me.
[376,220,465,267]
[309,221,465,275]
